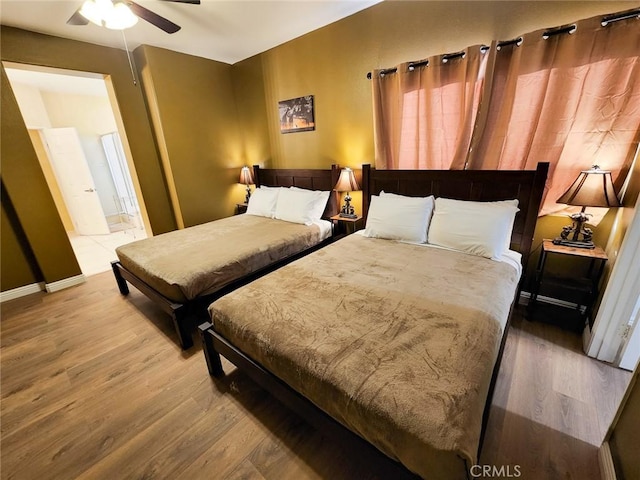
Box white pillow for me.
[363,194,434,243]
[290,186,331,220]
[427,198,519,259]
[489,199,519,250]
[245,187,280,218]
[274,188,318,225]
[380,191,417,198]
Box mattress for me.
[208,234,520,479]
[116,214,331,303]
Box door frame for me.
[3,63,152,237]
[586,193,640,370]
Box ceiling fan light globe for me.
[78,0,105,26]
[105,3,138,30]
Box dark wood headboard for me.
[253,164,341,219]
[361,163,549,269]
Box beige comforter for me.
[209,234,520,479]
[116,214,326,303]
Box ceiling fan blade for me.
[67,8,90,26]
[126,1,181,34]
[158,0,201,4]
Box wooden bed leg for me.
[173,308,193,350]
[111,261,129,295]
[198,322,224,377]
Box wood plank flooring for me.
[1,272,631,479]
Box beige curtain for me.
[468,14,640,215]
[372,45,489,170]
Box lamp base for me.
[556,209,594,249]
[339,194,356,218]
[552,238,595,249]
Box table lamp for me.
[554,165,621,248]
[239,166,254,204]
[334,167,360,218]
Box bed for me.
[199,163,548,479]
[111,165,340,349]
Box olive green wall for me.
[1,184,41,290]
[610,370,640,480]
[1,27,175,291]
[1,68,81,288]
[231,56,271,169]
[134,46,244,227]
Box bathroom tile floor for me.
[67,226,147,277]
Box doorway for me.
[4,63,148,276]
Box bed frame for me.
[112,164,340,349]
[200,163,549,474]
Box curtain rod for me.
[408,59,429,71]
[497,36,523,50]
[365,8,638,79]
[366,45,489,79]
[366,67,396,79]
[543,24,577,39]
[542,7,638,37]
[442,50,465,63]
[601,8,640,26]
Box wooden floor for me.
[1,272,631,480]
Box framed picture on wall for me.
[279,95,315,133]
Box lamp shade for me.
[556,166,621,208]
[334,167,360,192]
[239,166,254,186]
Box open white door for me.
[41,127,110,235]
[587,194,640,370]
[619,302,640,371]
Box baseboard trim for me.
[598,441,617,480]
[519,291,581,310]
[0,282,45,302]
[582,322,593,354]
[45,274,86,293]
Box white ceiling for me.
[0,0,382,65]
[4,64,109,96]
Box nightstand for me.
[329,214,364,237]
[235,203,248,215]
[528,239,608,331]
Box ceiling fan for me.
[67,0,200,34]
